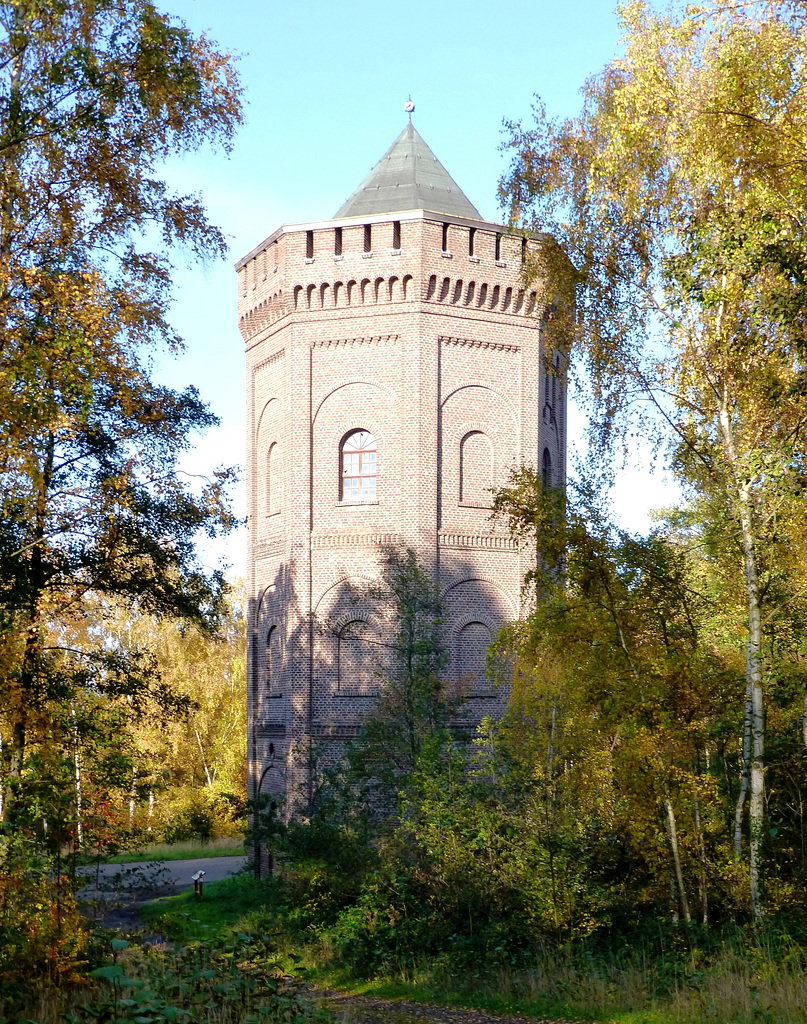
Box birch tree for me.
[501,0,807,916]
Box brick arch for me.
[442,576,517,621]
[312,574,377,616]
[459,430,493,504]
[312,379,399,424]
[255,395,282,440]
[255,583,278,626]
[450,611,500,698]
[440,382,518,427]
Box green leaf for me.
[90,965,124,981]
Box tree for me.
[0,0,241,860]
[501,0,807,918]
[342,548,455,814]
[493,469,741,925]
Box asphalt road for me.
[80,854,248,894]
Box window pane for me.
[344,478,360,499]
[343,453,360,475]
[361,477,376,499]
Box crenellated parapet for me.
[236,211,548,343]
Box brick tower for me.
[237,117,566,809]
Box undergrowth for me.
[135,873,807,1024]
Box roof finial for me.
[404,96,415,123]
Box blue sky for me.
[155,0,677,577]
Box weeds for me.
[4,930,331,1024]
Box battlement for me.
[237,213,546,342]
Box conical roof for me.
[334,122,482,220]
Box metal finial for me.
[404,97,415,122]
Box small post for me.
[191,869,205,898]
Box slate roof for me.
[334,122,482,220]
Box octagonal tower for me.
[237,119,566,809]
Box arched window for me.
[266,625,281,696]
[341,430,376,500]
[460,431,493,505]
[542,448,552,488]
[338,620,379,695]
[457,621,492,696]
[265,441,278,516]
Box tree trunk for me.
[802,688,807,750]
[194,728,213,789]
[665,796,691,924]
[734,481,764,920]
[734,682,752,858]
[716,382,765,919]
[693,793,708,925]
[71,705,83,849]
[129,762,137,829]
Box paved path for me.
[78,855,248,931]
[82,855,247,892]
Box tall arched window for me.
[266,625,281,696]
[542,447,552,489]
[341,430,376,500]
[460,431,493,505]
[265,441,278,516]
[457,621,492,696]
[338,620,379,695]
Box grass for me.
[134,875,807,1024]
[138,871,282,940]
[94,835,246,863]
[309,953,807,1024]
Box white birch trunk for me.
[70,704,83,848]
[665,796,691,924]
[717,390,765,919]
[734,683,752,858]
[195,728,214,789]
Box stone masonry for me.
[236,120,567,808]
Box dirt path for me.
[321,992,582,1024]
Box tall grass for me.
[310,927,807,1024]
[100,836,246,863]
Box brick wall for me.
[239,211,566,811]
